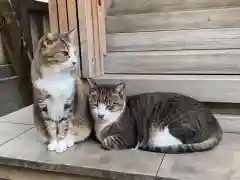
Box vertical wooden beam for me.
[57,0,68,32]
[91,0,101,76]
[77,0,95,77]
[97,0,106,73]
[42,15,50,34]
[48,0,59,33]
[67,0,82,76]
[48,0,106,77]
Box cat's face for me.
[89,82,126,123]
[40,29,77,72]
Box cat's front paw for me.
[65,138,74,148]
[102,135,126,150]
[102,137,113,150]
[56,140,68,153]
[47,140,58,151]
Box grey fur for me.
[89,82,223,153]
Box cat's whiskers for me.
[92,103,123,140]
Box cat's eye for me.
[92,104,98,108]
[47,40,53,45]
[61,51,69,56]
[42,43,47,48]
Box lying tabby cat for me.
[88,81,223,153]
[31,29,92,153]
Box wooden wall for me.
[96,0,240,106]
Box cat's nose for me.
[98,114,104,119]
[72,62,76,65]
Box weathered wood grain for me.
[57,0,68,32]
[91,0,102,76]
[67,0,81,76]
[77,0,95,77]
[107,28,240,52]
[48,0,59,33]
[98,0,107,58]
[94,74,240,103]
[107,0,240,15]
[104,50,240,74]
[107,7,240,33]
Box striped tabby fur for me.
[31,29,93,153]
[88,81,223,153]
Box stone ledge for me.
[0,107,240,180]
[0,128,163,180]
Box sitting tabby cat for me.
[31,29,93,153]
[88,81,223,153]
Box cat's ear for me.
[114,82,125,93]
[87,78,98,89]
[66,28,77,43]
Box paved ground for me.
[0,106,239,180]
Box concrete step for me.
[0,106,239,180]
[0,76,25,117]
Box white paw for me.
[56,140,68,153]
[47,140,58,151]
[66,139,74,148]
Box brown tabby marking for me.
[88,81,223,153]
[31,29,93,153]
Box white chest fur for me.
[35,71,75,121]
[92,103,122,140]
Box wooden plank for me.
[77,0,95,77]
[105,50,240,74]
[29,15,40,53]
[107,0,240,15]
[48,0,59,33]
[99,0,107,55]
[94,74,240,103]
[42,15,50,34]
[57,0,68,32]
[107,28,240,52]
[97,0,106,74]
[91,0,101,76]
[107,7,240,33]
[67,0,81,77]
[0,165,106,180]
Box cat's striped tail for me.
[141,128,223,154]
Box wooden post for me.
[48,0,106,78]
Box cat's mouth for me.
[68,62,76,69]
